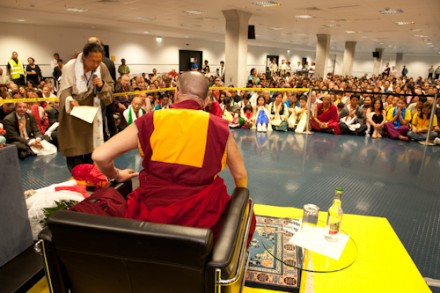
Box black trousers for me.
[66,153,93,173]
[339,123,368,136]
[12,76,25,86]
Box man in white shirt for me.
[279,59,287,76]
[217,61,225,81]
[295,61,303,73]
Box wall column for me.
[395,52,403,74]
[222,10,251,87]
[342,41,356,76]
[315,34,330,78]
[373,48,384,76]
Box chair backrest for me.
[45,210,213,293]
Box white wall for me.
[1,23,438,85]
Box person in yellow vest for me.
[7,51,25,86]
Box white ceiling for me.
[1,0,439,55]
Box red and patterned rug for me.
[245,216,302,292]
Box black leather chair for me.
[36,187,253,293]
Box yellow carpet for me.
[28,204,430,293]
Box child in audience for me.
[407,102,439,141]
[269,93,289,132]
[383,97,411,141]
[288,95,309,133]
[241,104,254,129]
[255,95,271,132]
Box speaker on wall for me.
[372,51,380,58]
[248,25,256,39]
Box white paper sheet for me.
[289,226,349,260]
[70,106,99,123]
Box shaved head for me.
[87,36,102,45]
[176,72,209,102]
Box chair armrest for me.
[206,188,251,283]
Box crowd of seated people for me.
[1,55,440,162]
[205,69,440,144]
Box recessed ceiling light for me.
[255,1,280,7]
[388,45,393,47]
[379,8,403,14]
[270,27,283,30]
[17,19,25,22]
[426,42,433,45]
[143,31,149,34]
[395,21,415,25]
[409,28,421,32]
[324,23,337,28]
[295,15,313,19]
[65,7,88,13]
[345,30,356,34]
[414,35,428,38]
[184,10,203,15]
[155,36,163,43]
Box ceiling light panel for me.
[65,7,88,13]
[295,15,313,19]
[184,10,203,15]
[379,8,403,14]
[255,1,281,7]
[395,21,415,25]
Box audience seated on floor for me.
[339,94,368,136]
[3,102,56,159]
[254,95,271,132]
[366,98,387,139]
[288,95,309,133]
[407,102,439,141]
[269,93,289,132]
[0,45,439,156]
[383,97,411,141]
[310,94,341,135]
[123,96,146,125]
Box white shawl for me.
[58,53,102,96]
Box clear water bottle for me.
[325,187,343,241]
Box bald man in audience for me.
[123,96,145,125]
